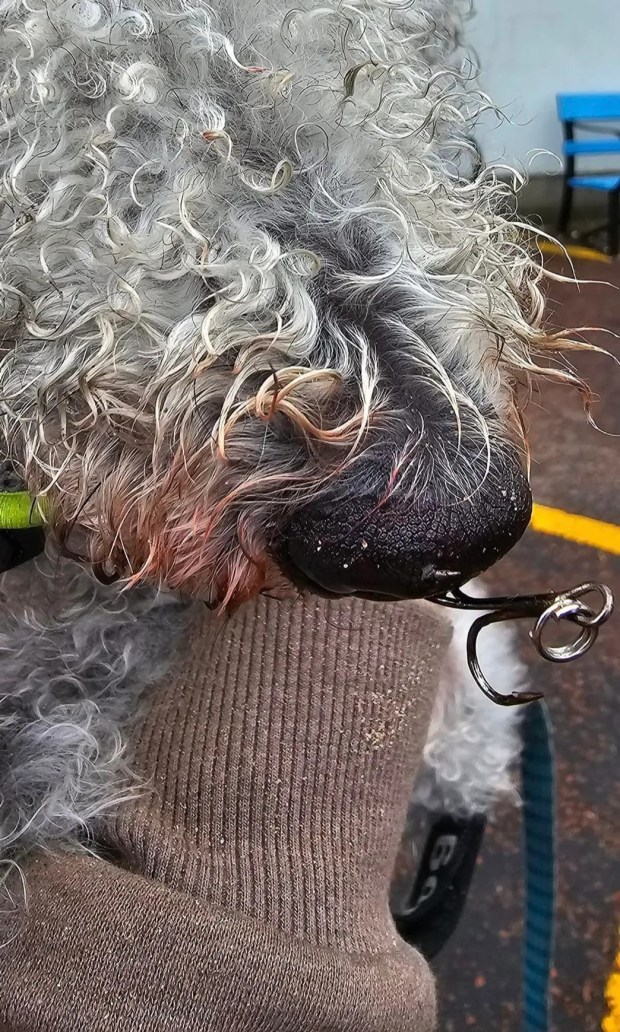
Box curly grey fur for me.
[0,548,188,864]
[0,0,580,606]
[417,583,527,817]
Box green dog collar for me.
[0,492,47,530]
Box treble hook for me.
[432,582,614,707]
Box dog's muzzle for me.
[278,452,532,600]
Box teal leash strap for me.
[521,700,556,1032]
[431,583,611,1030]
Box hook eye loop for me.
[530,597,598,663]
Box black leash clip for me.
[433,582,614,707]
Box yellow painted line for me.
[602,938,620,1032]
[531,503,620,556]
[538,239,613,264]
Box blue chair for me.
[556,93,620,255]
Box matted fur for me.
[0,0,585,867]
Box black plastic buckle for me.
[392,813,486,959]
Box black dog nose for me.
[278,455,532,600]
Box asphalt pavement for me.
[418,254,619,1031]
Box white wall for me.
[468,0,620,174]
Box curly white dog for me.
[0,0,582,882]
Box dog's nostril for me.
[278,454,533,600]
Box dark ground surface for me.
[426,255,619,1031]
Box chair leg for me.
[608,190,620,257]
[557,177,573,235]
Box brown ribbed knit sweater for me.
[0,595,451,1031]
